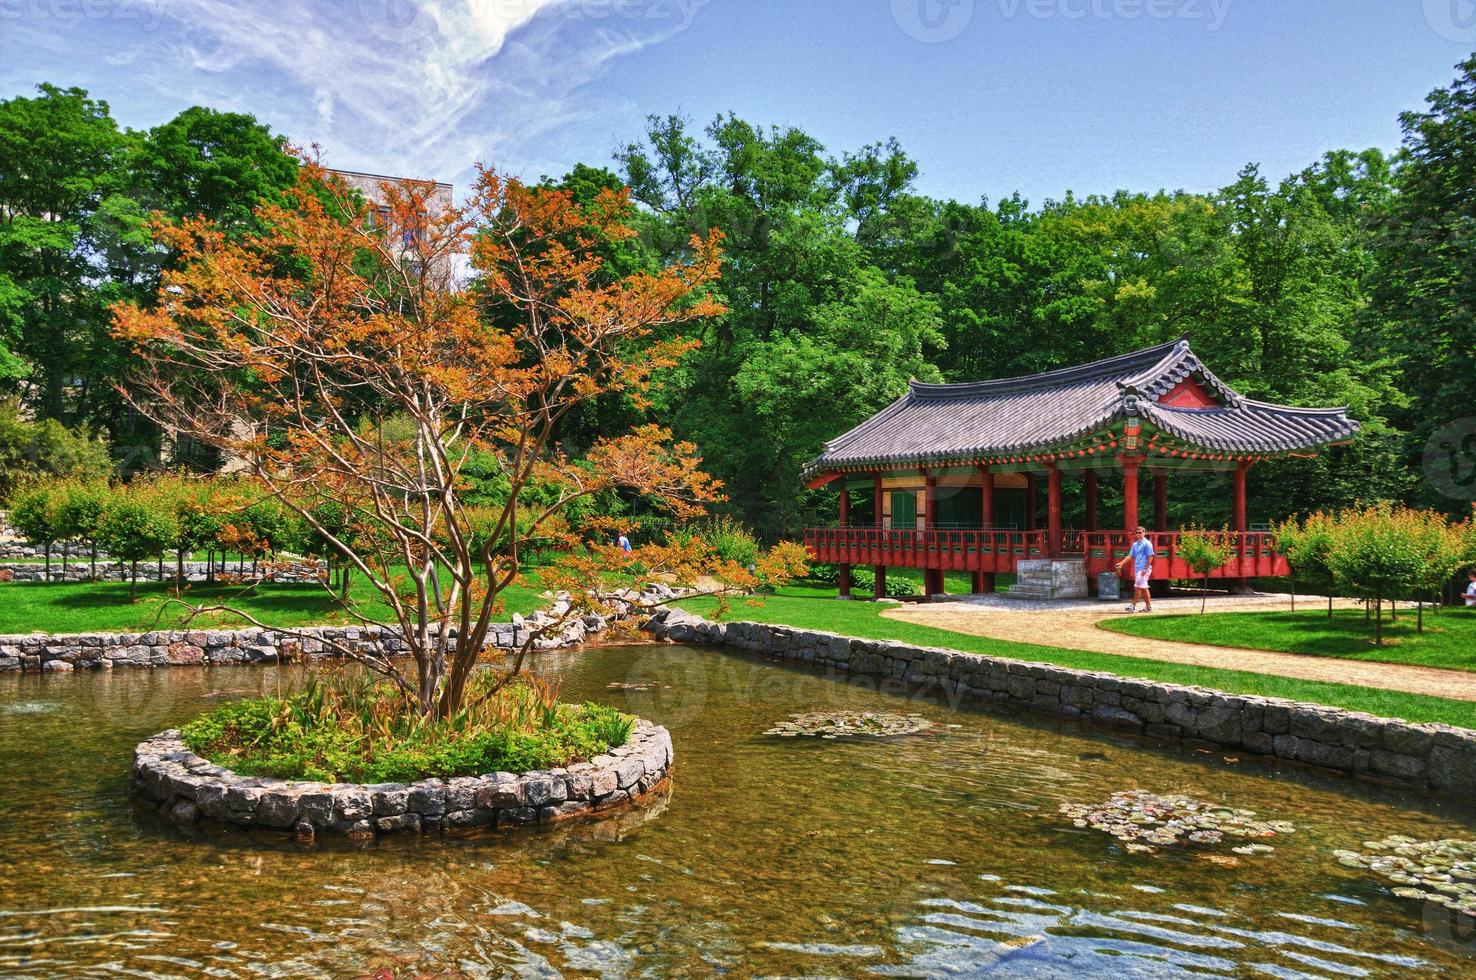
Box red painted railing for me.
[804,527,1289,579]
[804,527,1047,574]
[1081,531,1289,580]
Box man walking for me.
[1125,526,1155,613]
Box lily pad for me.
[1059,790,1295,856]
[1335,836,1476,919]
[764,711,933,739]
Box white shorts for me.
[1134,569,1152,590]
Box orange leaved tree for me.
[113,161,727,717]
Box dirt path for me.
[880,594,1476,702]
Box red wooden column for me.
[1120,455,1142,533]
[924,469,943,598]
[838,485,852,598]
[976,464,995,594]
[1046,461,1062,558]
[873,473,886,600]
[1153,472,1168,533]
[1232,461,1250,592]
[1024,474,1038,532]
[1084,471,1099,532]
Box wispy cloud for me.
[140,0,704,187]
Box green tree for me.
[9,482,62,575]
[99,492,177,600]
[1177,526,1236,614]
[54,479,110,579]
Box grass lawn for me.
[678,583,1476,729]
[0,574,547,636]
[1100,607,1476,673]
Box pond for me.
[2,644,1475,977]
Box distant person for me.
[1465,571,1476,608]
[617,533,632,553]
[1125,526,1155,614]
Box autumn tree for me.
[114,162,729,717]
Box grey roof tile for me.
[807,338,1359,472]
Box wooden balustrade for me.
[804,527,1289,579]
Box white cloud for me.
[146,0,704,189]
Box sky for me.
[4,0,1476,206]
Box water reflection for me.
[0,645,1474,977]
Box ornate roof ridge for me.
[907,337,1189,401]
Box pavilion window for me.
[889,490,919,531]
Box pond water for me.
[2,644,1475,978]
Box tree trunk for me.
[176,549,185,596]
[43,542,51,577]
[61,540,68,577]
[1374,596,1383,646]
[90,542,97,581]
[130,560,139,602]
[1390,599,1397,622]
[1418,598,1424,634]
[1201,574,1209,614]
[206,548,214,584]
[1289,575,1295,613]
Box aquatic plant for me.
[1060,790,1296,855]
[764,711,933,739]
[1334,836,1476,918]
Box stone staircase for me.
[1005,559,1089,601]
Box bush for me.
[809,562,921,598]
[8,483,62,569]
[181,670,636,783]
[0,400,112,502]
[695,515,761,567]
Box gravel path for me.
[880,593,1476,702]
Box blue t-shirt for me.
[1130,538,1155,572]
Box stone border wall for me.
[0,619,602,673]
[0,558,323,584]
[646,610,1476,800]
[131,720,674,840]
[0,581,695,673]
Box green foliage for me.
[99,495,178,564]
[181,671,635,783]
[9,483,61,550]
[692,516,760,566]
[0,401,113,500]
[1177,526,1237,613]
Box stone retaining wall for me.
[0,615,608,673]
[0,558,323,584]
[131,720,674,839]
[646,610,1476,800]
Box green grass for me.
[183,672,635,782]
[679,583,1476,729]
[1101,607,1476,673]
[0,573,547,635]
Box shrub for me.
[695,515,761,567]
[55,480,111,578]
[181,670,636,783]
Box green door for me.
[890,490,917,530]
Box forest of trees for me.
[4,56,1476,539]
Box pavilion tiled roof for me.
[806,338,1359,473]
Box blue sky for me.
[5,0,1475,205]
